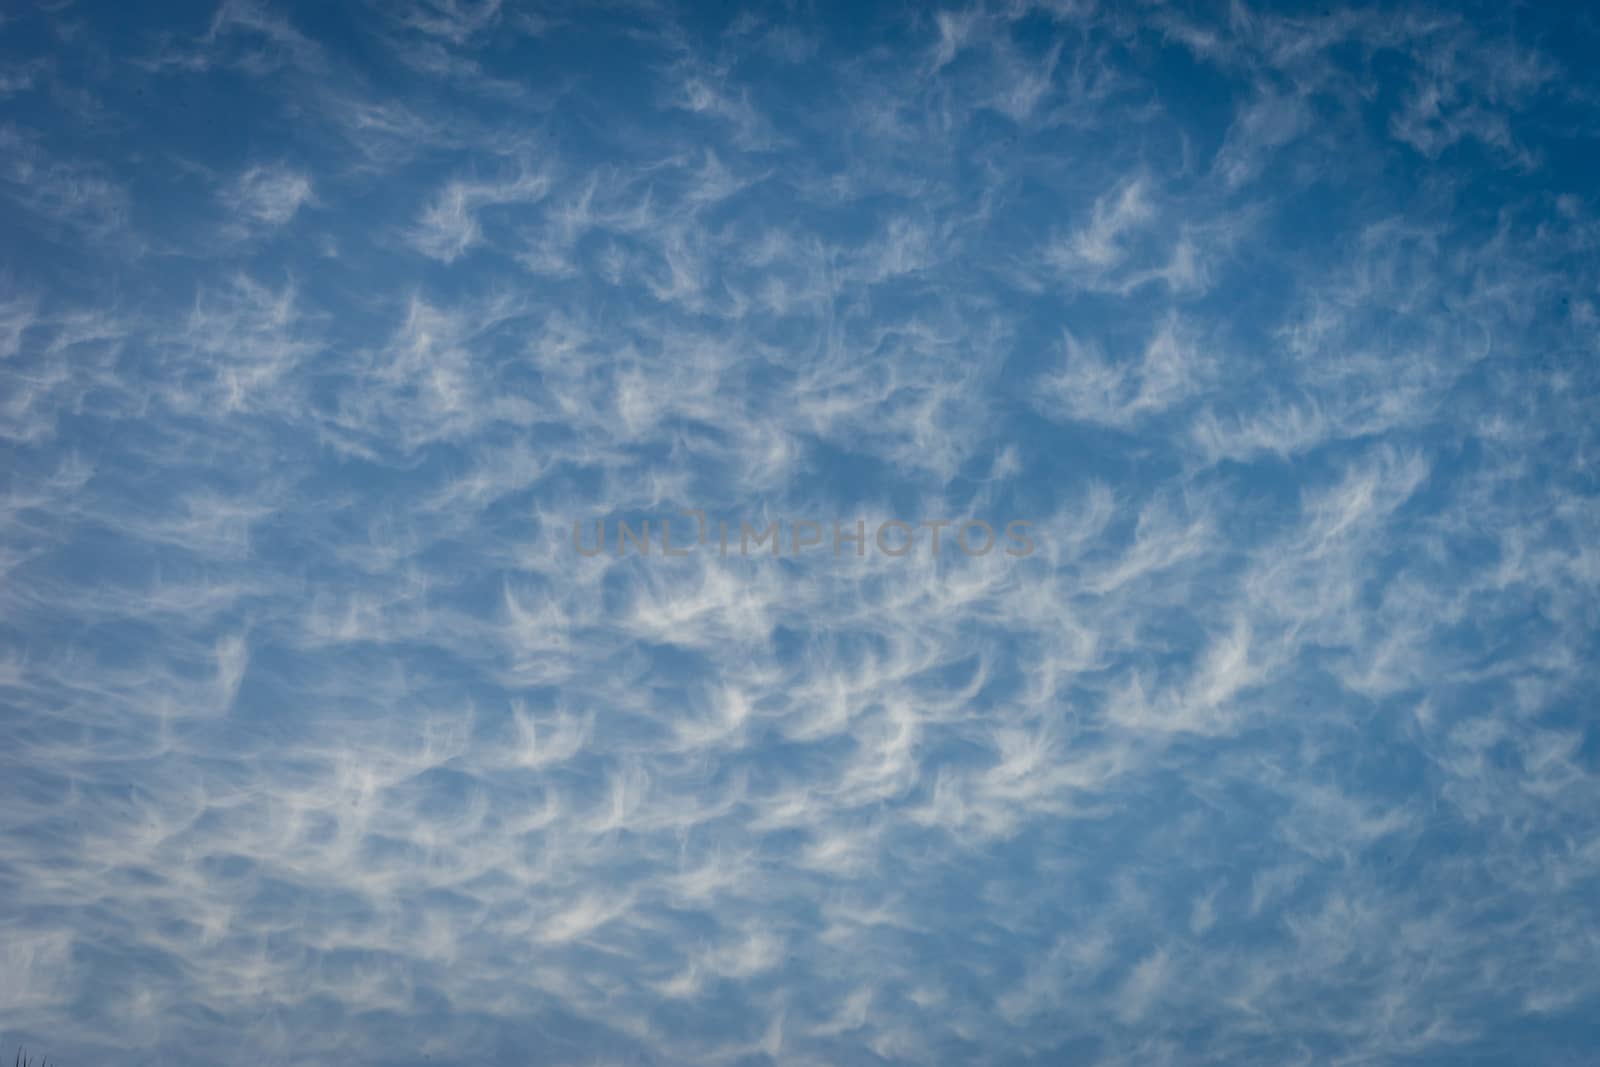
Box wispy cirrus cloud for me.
[409,163,553,261]
[2,2,1599,1065]
[221,164,314,234]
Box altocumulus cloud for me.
[2,1,1599,1065]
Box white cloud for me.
[224,164,314,230]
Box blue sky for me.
[2,1,1599,1064]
